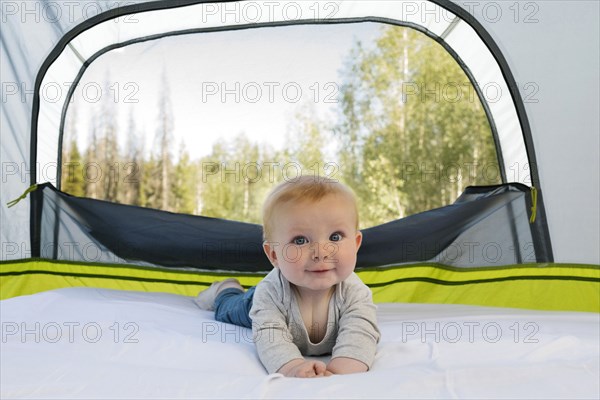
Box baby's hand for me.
[278,359,333,378]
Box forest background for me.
[61,26,500,229]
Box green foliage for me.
[337,26,500,227]
[172,144,197,214]
[61,25,500,227]
[286,103,327,174]
[60,140,85,197]
[198,134,274,224]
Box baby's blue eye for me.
[293,237,308,245]
[330,232,342,242]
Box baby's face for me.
[263,193,362,297]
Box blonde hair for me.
[262,176,359,241]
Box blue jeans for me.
[214,286,256,328]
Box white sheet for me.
[1,288,598,399]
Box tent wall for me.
[451,0,600,264]
[0,0,72,260]
[31,183,543,270]
[1,0,599,265]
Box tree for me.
[99,76,120,202]
[123,109,143,206]
[152,70,174,211]
[337,25,500,227]
[197,133,276,224]
[198,138,234,219]
[286,103,326,175]
[171,141,197,214]
[60,102,85,197]
[84,115,100,199]
[61,139,85,197]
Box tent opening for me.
[60,22,501,228]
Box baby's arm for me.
[328,275,380,374]
[326,357,368,374]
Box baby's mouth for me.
[308,268,332,274]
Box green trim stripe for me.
[0,260,264,299]
[1,259,598,312]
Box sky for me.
[69,22,382,161]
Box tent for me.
[2,0,598,285]
[1,1,599,398]
[1,0,598,295]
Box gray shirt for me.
[249,269,380,374]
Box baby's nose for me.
[310,241,334,261]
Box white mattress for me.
[1,287,598,399]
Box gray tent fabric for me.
[34,183,543,271]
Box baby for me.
[195,176,380,377]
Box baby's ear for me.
[354,231,363,251]
[263,241,279,268]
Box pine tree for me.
[61,139,85,197]
[99,75,120,202]
[84,116,100,199]
[60,102,85,197]
[171,141,197,214]
[123,109,142,205]
[154,70,174,211]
